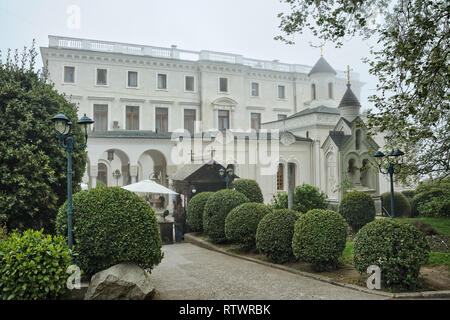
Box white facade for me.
[41,35,389,211]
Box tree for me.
[276,0,449,183]
[0,42,87,233]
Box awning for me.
[122,180,178,195]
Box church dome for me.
[308,56,337,76]
[338,83,361,108]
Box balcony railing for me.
[48,35,359,81]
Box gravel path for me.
[149,242,386,300]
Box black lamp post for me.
[52,113,94,255]
[219,167,234,189]
[374,149,404,218]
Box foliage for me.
[354,219,430,290]
[381,191,412,217]
[401,190,416,201]
[231,179,264,203]
[0,229,70,300]
[417,196,450,218]
[255,209,300,263]
[186,192,214,232]
[95,180,107,188]
[0,224,7,241]
[276,0,450,182]
[292,209,348,271]
[339,190,375,232]
[399,217,450,236]
[0,43,86,233]
[203,189,249,243]
[411,177,450,218]
[408,221,437,236]
[225,203,272,250]
[270,184,327,213]
[56,187,163,276]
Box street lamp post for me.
[112,169,122,186]
[219,167,234,189]
[373,149,404,218]
[52,113,94,253]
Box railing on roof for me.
[48,35,359,80]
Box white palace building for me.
[40,35,392,212]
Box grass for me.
[340,242,354,265]
[427,252,450,268]
[398,217,450,235]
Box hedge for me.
[186,192,214,232]
[354,219,430,290]
[231,179,264,203]
[225,203,272,249]
[381,191,411,217]
[271,184,327,213]
[256,209,300,263]
[339,191,375,232]
[203,189,249,243]
[56,187,163,276]
[292,209,348,271]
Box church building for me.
[40,35,389,212]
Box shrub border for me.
[184,233,450,299]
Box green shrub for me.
[292,209,348,271]
[401,190,416,201]
[0,229,70,300]
[0,224,7,241]
[354,219,430,290]
[411,178,450,217]
[186,192,214,232]
[231,179,264,203]
[256,209,300,263]
[270,184,327,213]
[408,221,437,235]
[225,203,272,249]
[381,192,411,217]
[339,191,375,232]
[203,189,249,243]
[56,187,163,276]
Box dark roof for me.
[308,56,337,76]
[338,84,361,108]
[329,131,351,147]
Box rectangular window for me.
[64,66,75,83]
[328,82,333,99]
[157,73,167,90]
[155,107,169,133]
[218,110,230,130]
[251,82,259,97]
[185,76,195,92]
[128,71,138,87]
[278,85,285,99]
[278,114,287,120]
[251,113,261,130]
[219,77,228,93]
[277,163,284,190]
[126,106,139,130]
[96,69,107,85]
[184,109,196,133]
[94,104,108,131]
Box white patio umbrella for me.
[122,179,178,195]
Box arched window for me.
[328,82,333,99]
[277,163,284,190]
[311,84,316,100]
[98,163,108,186]
[355,129,361,150]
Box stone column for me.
[89,165,98,189]
[287,163,295,210]
[130,165,138,184]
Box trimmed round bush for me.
[256,209,300,263]
[381,192,411,217]
[339,191,375,232]
[401,190,416,201]
[56,187,163,276]
[292,209,348,271]
[0,229,70,300]
[354,219,430,290]
[203,189,249,243]
[225,203,272,249]
[231,179,264,203]
[186,192,214,232]
[412,188,449,217]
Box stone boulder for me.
[84,263,155,300]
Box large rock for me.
[84,263,155,300]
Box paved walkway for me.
[149,243,385,300]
